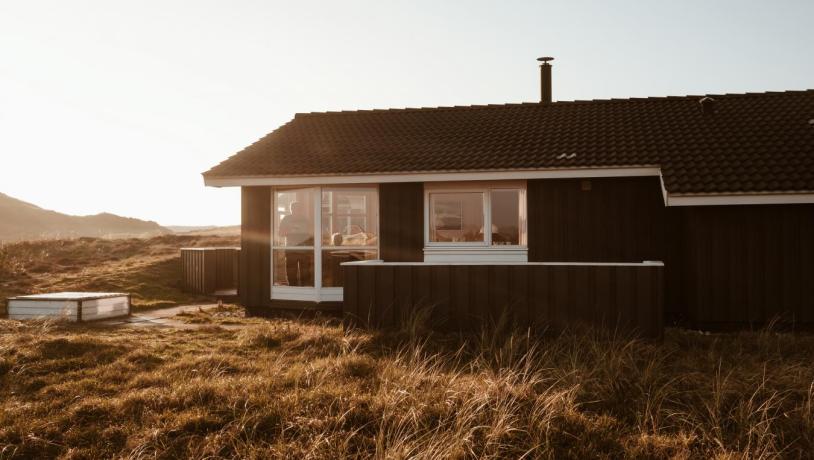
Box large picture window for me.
[425,182,526,262]
[272,186,379,301]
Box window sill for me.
[271,286,344,302]
[423,246,528,263]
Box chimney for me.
[537,56,554,103]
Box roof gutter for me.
[666,192,814,206]
[203,167,814,207]
[202,166,662,187]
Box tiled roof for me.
[203,90,814,195]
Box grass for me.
[1,312,813,459]
[1,235,812,457]
[174,304,267,326]
[0,234,239,314]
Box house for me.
[203,58,814,335]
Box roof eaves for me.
[202,164,663,180]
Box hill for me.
[165,225,217,233]
[0,192,170,242]
[167,225,241,236]
[179,225,240,236]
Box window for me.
[425,182,526,262]
[321,189,379,287]
[273,188,316,287]
[490,189,521,246]
[429,192,484,243]
[271,186,379,300]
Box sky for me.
[1,1,812,226]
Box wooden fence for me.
[343,261,664,338]
[181,247,240,295]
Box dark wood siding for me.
[379,182,424,262]
[232,177,812,329]
[240,186,271,308]
[525,178,814,326]
[181,248,240,295]
[215,248,240,292]
[527,177,669,262]
[680,204,814,326]
[526,176,685,320]
[343,263,664,338]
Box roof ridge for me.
[293,89,814,118]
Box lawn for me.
[1,308,813,459]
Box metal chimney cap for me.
[537,56,554,63]
[699,96,717,115]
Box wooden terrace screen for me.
[343,262,664,338]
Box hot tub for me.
[6,292,131,322]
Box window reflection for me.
[273,188,316,287]
[491,190,520,245]
[321,189,379,247]
[429,192,484,242]
[320,188,379,287]
[274,189,315,247]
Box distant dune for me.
[165,225,218,233]
[165,225,240,236]
[0,192,170,242]
[177,225,240,236]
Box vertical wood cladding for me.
[525,177,813,326]
[233,177,812,329]
[181,248,239,295]
[343,263,664,338]
[526,176,684,320]
[681,204,814,325]
[379,182,424,262]
[527,177,669,262]
[240,187,271,308]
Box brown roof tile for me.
[204,90,814,195]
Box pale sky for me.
[1,1,812,226]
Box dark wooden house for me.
[204,61,814,336]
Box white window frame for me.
[423,181,528,262]
[270,186,379,303]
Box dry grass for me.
[1,236,812,457]
[174,304,267,326]
[1,311,813,459]
[0,234,239,314]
